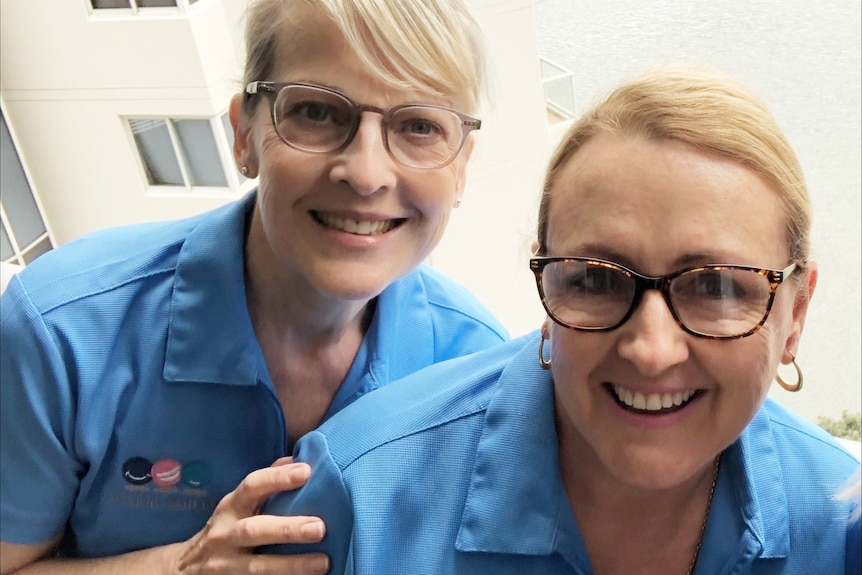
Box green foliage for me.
[817,410,862,441]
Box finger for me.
[232,515,326,547]
[244,552,330,575]
[228,463,312,516]
[272,456,295,467]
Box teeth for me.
[613,385,695,412]
[316,213,396,235]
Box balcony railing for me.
[540,56,576,124]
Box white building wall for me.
[0,0,244,243]
[428,0,551,347]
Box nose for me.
[329,112,398,196]
[616,290,689,377]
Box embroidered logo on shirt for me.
[121,457,213,488]
[114,457,217,513]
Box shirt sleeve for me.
[0,282,83,544]
[257,431,354,575]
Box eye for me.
[283,100,349,126]
[389,107,458,147]
[405,119,438,136]
[395,116,444,139]
[675,269,752,303]
[695,271,740,299]
[299,102,332,123]
[564,264,629,297]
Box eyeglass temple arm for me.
[772,262,798,284]
[245,81,278,96]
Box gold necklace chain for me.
[686,454,721,575]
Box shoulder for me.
[742,399,860,522]
[758,398,859,473]
[3,199,245,315]
[383,263,509,339]
[314,333,535,469]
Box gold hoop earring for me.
[240,166,249,176]
[775,356,803,392]
[538,336,552,370]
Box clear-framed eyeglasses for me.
[529,256,798,340]
[245,81,481,170]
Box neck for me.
[244,210,373,344]
[556,413,720,575]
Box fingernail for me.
[307,554,330,573]
[300,519,325,540]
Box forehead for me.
[270,6,348,74]
[546,133,788,269]
[267,4,465,110]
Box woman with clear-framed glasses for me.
[0,1,508,573]
[261,64,861,574]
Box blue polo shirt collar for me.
[711,410,791,558]
[456,332,582,558]
[456,333,791,564]
[162,192,438,403]
[322,268,439,419]
[164,192,265,386]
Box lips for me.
[611,383,699,414]
[312,211,406,235]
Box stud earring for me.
[240,166,249,176]
[454,197,462,208]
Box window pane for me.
[22,236,53,265]
[92,0,132,8]
[129,119,184,186]
[0,112,47,248]
[137,0,178,7]
[0,223,13,261]
[174,119,227,187]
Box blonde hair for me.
[536,64,811,271]
[241,0,488,114]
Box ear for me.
[530,239,540,255]
[541,317,552,340]
[229,93,259,178]
[782,260,817,363]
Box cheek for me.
[256,139,324,200]
[409,169,460,212]
[704,328,784,427]
[548,330,600,413]
[402,169,460,243]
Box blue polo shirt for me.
[263,331,861,574]
[0,192,508,557]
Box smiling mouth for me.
[610,383,701,415]
[312,211,406,236]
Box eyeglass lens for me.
[271,84,468,169]
[539,260,775,338]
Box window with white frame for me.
[89,0,199,13]
[0,110,54,266]
[128,113,246,193]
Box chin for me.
[318,275,394,302]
